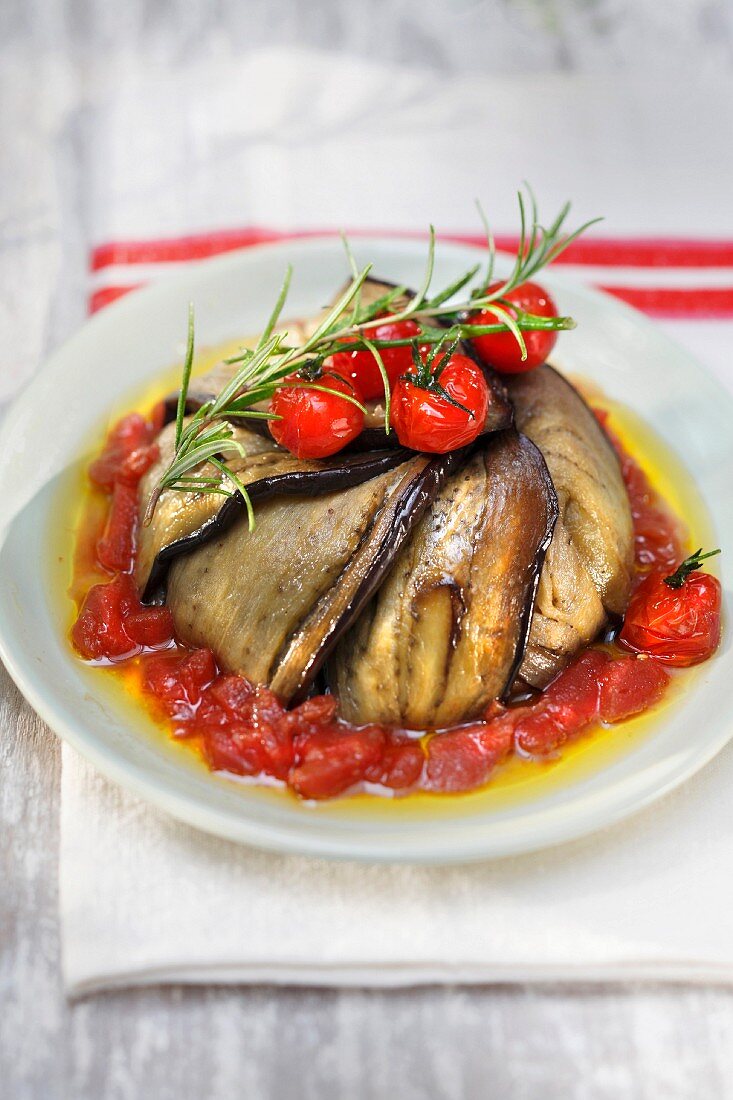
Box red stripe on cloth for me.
[90,230,733,272]
[451,236,733,269]
[91,229,289,270]
[89,280,733,320]
[89,284,143,313]
[599,285,733,318]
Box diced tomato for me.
[285,694,339,729]
[513,650,611,757]
[117,443,159,486]
[124,606,174,648]
[425,722,513,793]
[96,481,139,573]
[365,738,425,790]
[71,574,143,661]
[598,657,669,723]
[142,648,217,720]
[196,678,294,779]
[197,674,260,726]
[89,414,155,491]
[289,726,386,800]
[204,720,295,780]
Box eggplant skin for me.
[137,421,412,604]
[164,449,466,706]
[507,365,634,688]
[330,431,558,729]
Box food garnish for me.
[389,341,490,453]
[465,280,559,374]
[268,368,366,459]
[663,547,721,588]
[144,188,599,527]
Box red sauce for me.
[70,407,687,800]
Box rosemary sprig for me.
[144,187,600,527]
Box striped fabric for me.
[88,230,733,320]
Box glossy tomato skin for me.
[71,574,174,661]
[89,413,158,491]
[619,570,722,666]
[467,281,558,374]
[96,481,139,573]
[331,319,421,400]
[389,352,489,452]
[269,374,364,459]
[289,726,386,800]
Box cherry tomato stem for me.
[390,352,489,453]
[620,567,721,666]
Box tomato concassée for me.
[70,403,703,801]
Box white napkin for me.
[57,47,733,994]
[62,739,733,995]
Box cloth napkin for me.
[58,47,733,995]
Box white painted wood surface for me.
[2,2,733,1095]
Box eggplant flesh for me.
[137,420,411,604]
[507,366,634,688]
[330,431,558,728]
[164,450,464,705]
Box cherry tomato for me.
[466,280,558,374]
[389,352,489,453]
[269,373,364,459]
[331,319,421,400]
[619,568,722,667]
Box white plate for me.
[0,237,731,863]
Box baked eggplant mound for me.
[139,291,633,728]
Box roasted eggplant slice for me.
[162,449,466,704]
[507,365,634,688]
[137,421,412,603]
[330,431,558,728]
